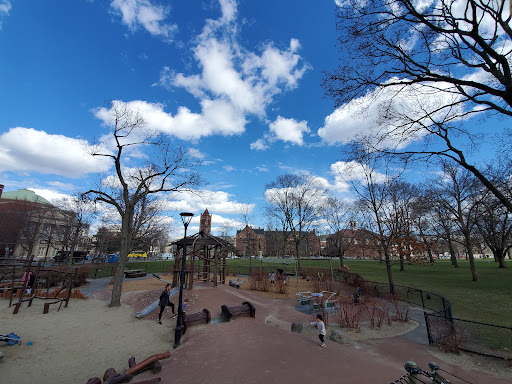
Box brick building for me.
[235,227,321,258]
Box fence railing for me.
[329,272,512,361]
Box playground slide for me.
[134,284,179,319]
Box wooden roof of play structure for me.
[171,231,232,289]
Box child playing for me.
[311,314,326,347]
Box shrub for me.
[333,301,363,331]
[275,275,288,295]
[386,294,409,322]
[248,272,271,292]
[366,298,391,328]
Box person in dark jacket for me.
[158,283,176,324]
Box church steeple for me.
[199,209,211,235]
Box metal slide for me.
[134,275,179,318]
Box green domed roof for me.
[1,189,52,205]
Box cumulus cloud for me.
[110,0,177,42]
[0,128,111,178]
[94,99,246,141]
[162,189,254,216]
[250,139,268,151]
[318,79,463,148]
[330,161,387,192]
[269,116,310,146]
[154,0,309,142]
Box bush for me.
[248,272,271,292]
[366,298,391,328]
[333,301,363,331]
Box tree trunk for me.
[399,253,404,271]
[110,215,133,307]
[426,246,434,263]
[337,245,344,269]
[498,249,507,268]
[464,233,479,282]
[447,238,458,268]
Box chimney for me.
[0,184,4,199]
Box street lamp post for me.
[174,212,194,348]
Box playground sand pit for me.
[1,275,511,384]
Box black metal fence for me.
[338,278,512,360]
[425,313,512,360]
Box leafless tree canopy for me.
[85,102,202,307]
[324,0,512,212]
[265,173,327,267]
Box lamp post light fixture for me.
[173,212,194,348]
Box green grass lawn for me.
[227,257,512,327]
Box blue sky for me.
[0,0,502,238]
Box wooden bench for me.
[182,308,211,335]
[124,269,146,278]
[221,301,255,321]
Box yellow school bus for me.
[128,251,147,258]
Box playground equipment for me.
[0,332,21,346]
[296,291,338,313]
[171,231,230,290]
[0,256,80,314]
[228,278,245,289]
[134,275,179,319]
[182,308,211,334]
[221,301,256,321]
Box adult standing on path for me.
[158,283,176,324]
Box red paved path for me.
[111,283,511,384]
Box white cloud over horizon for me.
[0,127,111,177]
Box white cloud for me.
[0,128,111,178]
[28,188,72,204]
[155,0,309,141]
[250,139,268,151]
[94,99,247,141]
[318,79,463,148]
[223,165,235,172]
[269,116,310,146]
[163,189,254,216]
[0,0,11,29]
[188,148,205,159]
[110,0,177,42]
[330,161,387,192]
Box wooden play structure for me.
[171,231,230,290]
[0,256,81,314]
[221,301,256,321]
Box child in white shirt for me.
[311,314,326,347]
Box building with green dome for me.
[0,187,83,260]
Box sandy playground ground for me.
[1,274,511,384]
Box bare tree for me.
[426,163,481,281]
[412,194,439,264]
[53,193,96,265]
[323,0,512,212]
[337,155,398,293]
[319,196,353,268]
[475,188,512,268]
[85,102,202,307]
[265,173,327,269]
